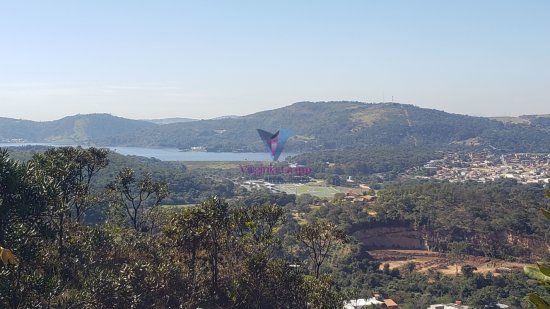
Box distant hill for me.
[143,117,197,125]
[1,102,550,152]
[0,113,156,145]
[491,114,550,128]
[108,102,550,153]
[0,117,41,141]
[211,115,241,120]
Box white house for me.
[343,297,384,309]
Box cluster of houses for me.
[1,138,26,143]
[343,295,398,309]
[241,180,282,194]
[342,190,377,204]
[344,298,509,309]
[338,183,377,204]
[409,151,550,184]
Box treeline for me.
[6,146,237,208]
[272,188,550,308]
[336,254,550,309]
[370,180,550,260]
[290,145,441,179]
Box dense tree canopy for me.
[1,147,549,308]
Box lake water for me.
[0,143,294,162]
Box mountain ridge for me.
[1,102,549,152]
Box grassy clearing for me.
[351,106,403,126]
[159,204,196,209]
[351,110,387,126]
[369,249,526,276]
[276,182,342,199]
[183,161,244,170]
[489,116,530,124]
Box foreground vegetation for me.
[2,147,550,308]
[0,147,346,308]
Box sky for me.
[0,0,549,121]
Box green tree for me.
[448,241,468,275]
[164,197,234,306]
[295,220,347,278]
[461,264,477,278]
[524,189,550,309]
[0,149,50,308]
[233,203,283,255]
[0,149,47,247]
[29,147,109,254]
[199,197,233,304]
[163,205,211,305]
[405,261,417,275]
[69,147,109,222]
[303,274,344,309]
[469,286,499,308]
[107,168,168,232]
[231,204,285,308]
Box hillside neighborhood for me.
[407,151,550,184]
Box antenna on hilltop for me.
[392,96,394,103]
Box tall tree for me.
[200,197,232,304]
[0,149,51,308]
[296,220,347,278]
[0,148,27,247]
[107,168,168,232]
[71,147,109,222]
[448,241,468,275]
[163,205,211,304]
[29,147,109,255]
[233,203,283,255]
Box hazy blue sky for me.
[1,1,548,120]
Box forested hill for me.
[0,113,156,145]
[2,102,550,152]
[97,101,550,152]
